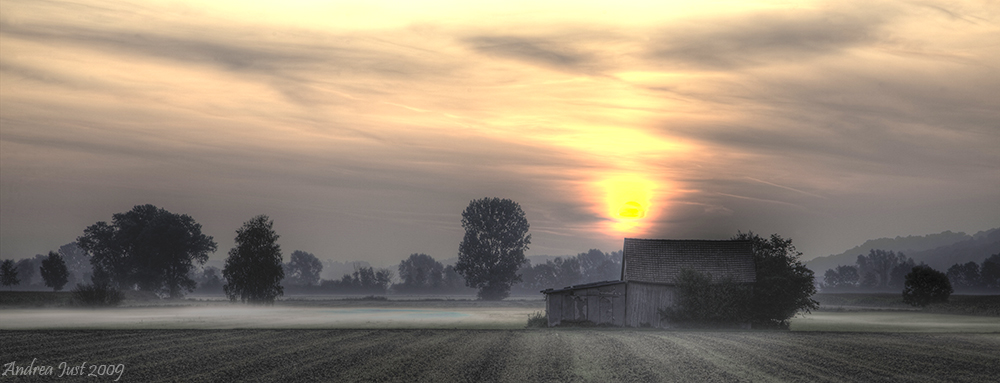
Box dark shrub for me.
[660,268,753,327]
[526,311,548,328]
[72,282,123,307]
[902,265,952,307]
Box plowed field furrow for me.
[162,330,376,382]
[676,332,864,382]
[2,330,998,383]
[656,332,779,382]
[252,330,406,381]
[341,330,469,382]
[568,331,664,382]
[630,332,778,382]
[253,330,416,382]
[273,330,461,382]
[503,331,577,382]
[802,333,1000,382]
[1,330,186,365]
[452,330,516,382]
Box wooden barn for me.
[541,238,756,328]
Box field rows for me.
[2,330,998,382]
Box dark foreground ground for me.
[2,330,998,382]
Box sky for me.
[1,0,998,267]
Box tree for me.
[223,215,284,304]
[734,231,818,329]
[59,242,92,286]
[397,253,444,292]
[517,261,557,292]
[823,265,859,290]
[859,271,879,289]
[947,262,982,290]
[320,266,393,294]
[442,265,466,292]
[902,265,953,307]
[284,250,323,286]
[1,259,20,290]
[40,251,70,291]
[577,249,621,283]
[194,266,223,292]
[455,197,531,300]
[77,204,217,298]
[15,257,40,287]
[981,254,1000,289]
[856,249,909,289]
[888,258,916,290]
[552,257,582,288]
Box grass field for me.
[1,330,998,382]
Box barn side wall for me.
[624,282,675,328]
[544,283,625,326]
[546,294,562,327]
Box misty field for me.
[4,301,1000,332]
[3,296,999,382]
[2,329,998,382]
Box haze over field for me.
[2,0,998,265]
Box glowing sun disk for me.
[600,176,656,230]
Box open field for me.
[3,294,998,381]
[790,311,1000,332]
[2,293,999,331]
[812,293,1000,316]
[0,305,541,330]
[3,304,999,332]
[2,330,998,382]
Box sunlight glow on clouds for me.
[1,0,998,264]
[599,175,660,235]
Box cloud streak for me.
[2,0,998,265]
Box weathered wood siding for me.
[624,282,675,328]
[545,283,625,326]
[546,294,562,327]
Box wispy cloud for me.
[2,0,998,263]
[644,10,886,69]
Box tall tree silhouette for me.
[223,215,284,304]
[0,259,19,290]
[455,198,531,300]
[40,251,70,291]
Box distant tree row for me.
[512,249,623,294]
[3,197,616,302]
[945,253,1000,292]
[822,250,1000,293]
[821,249,916,292]
[394,253,467,294]
[318,267,394,294]
[0,243,92,291]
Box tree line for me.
[1,199,553,302]
[821,249,1000,293]
[0,243,92,292]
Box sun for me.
[618,201,645,218]
[599,175,656,233]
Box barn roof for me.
[622,239,756,284]
[540,280,625,294]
